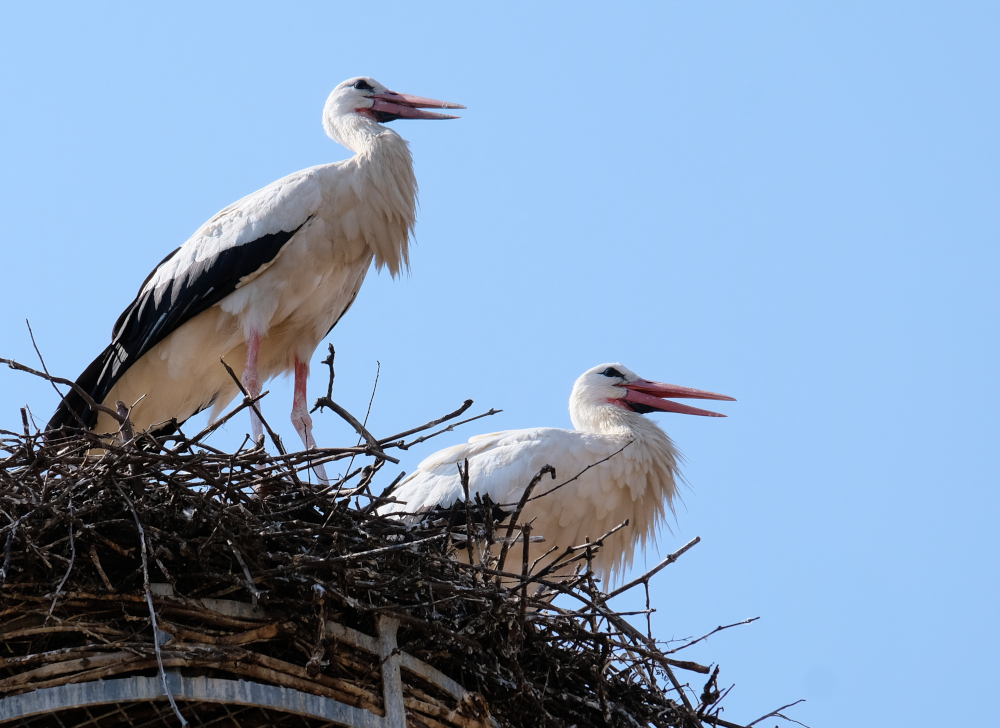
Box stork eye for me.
[353,80,374,91]
[601,367,624,378]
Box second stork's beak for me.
[371,91,465,120]
[621,379,736,418]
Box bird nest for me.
[0,358,794,728]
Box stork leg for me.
[242,329,264,443]
[292,357,329,484]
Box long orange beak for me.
[371,91,465,120]
[621,379,736,418]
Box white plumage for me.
[379,363,734,584]
[49,77,462,473]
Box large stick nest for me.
[0,359,787,728]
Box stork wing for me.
[382,428,628,516]
[383,427,678,583]
[48,168,322,431]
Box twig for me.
[110,479,188,726]
[46,499,76,619]
[529,544,559,573]
[227,539,261,608]
[219,359,286,456]
[667,617,760,655]
[459,460,476,570]
[26,319,67,408]
[115,401,135,443]
[339,360,383,483]
[701,713,752,728]
[698,665,721,715]
[361,361,380,436]
[362,471,407,515]
[385,408,502,451]
[605,537,702,599]
[311,395,399,464]
[523,441,633,506]
[746,700,807,727]
[323,532,448,562]
[0,525,14,589]
[189,396,258,443]
[520,522,531,624]
[321,344,336,401]
[89,545,115,592]
[496,465,556,573]
[377,399,474,445]
[0,357,123,425]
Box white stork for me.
[48,77,462,472]
[378,363,734,584]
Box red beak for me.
[371,91,465,120]
[621,379,736,418]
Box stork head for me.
[323,77,464,147]
[569,363,735,432]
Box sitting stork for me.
[379,363,734,585]
[47,77,462,475]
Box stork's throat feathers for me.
[347,130,417,276]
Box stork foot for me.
[243,374,264,442]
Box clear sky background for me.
[1,3,997,726]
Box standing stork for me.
[378,363,734,584]
[47,77,462,476]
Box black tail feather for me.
[46,347,116,433]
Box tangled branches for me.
[0,356,792,727]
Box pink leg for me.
[292,357,329,483]
[242,330,264,443]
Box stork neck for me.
[325,114,395,154]
[322,118,417,277]
[570,401,660,438]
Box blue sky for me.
[1,3,997,725]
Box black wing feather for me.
[48,219,309,432]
